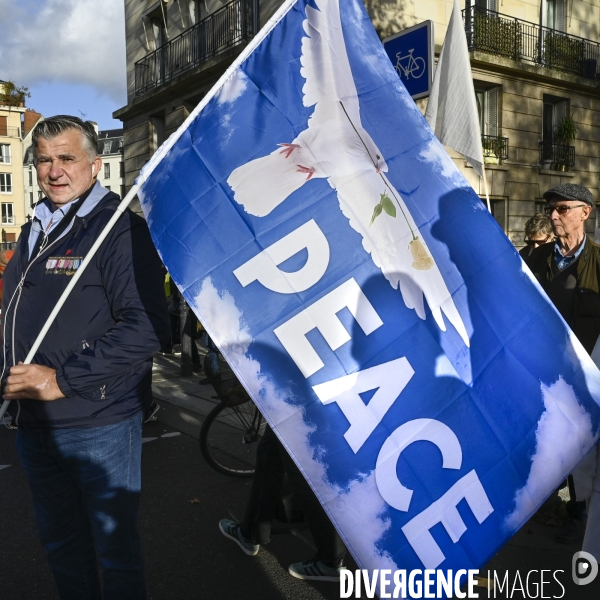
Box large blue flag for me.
[138,0,600,588]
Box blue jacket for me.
[2,184,170,430]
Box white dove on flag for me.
[227,0,469,347]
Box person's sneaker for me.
[555,517,585,544]
[144,402,160,423]
[219,519,259,556]
[288,559,345,582]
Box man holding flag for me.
[2,115,170,600]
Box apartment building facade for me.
[115,0,600,246]
[0,103,26,242]
[96,129,126,198]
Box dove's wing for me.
[300,0,387,178]
[229,0,371,216]
[301,0,359,118]
[227,145,318,217]
[334,170,470,347]
[301,2,467,345]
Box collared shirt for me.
[28,198,80,260]
[553,237,586,271]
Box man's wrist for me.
[54,369,73,398]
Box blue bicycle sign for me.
[383,21,433,100]
[394,48,426,79]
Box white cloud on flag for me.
[217,71,249,105]
[0,0,126,102]
[326,472,397,571]
[417,140,470,189]
[504,377,597,531]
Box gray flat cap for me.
[543,183,593,206]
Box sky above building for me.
[0,0,126,130]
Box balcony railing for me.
[539,142,575,168]
[482,134,509,162]
[464,7,600,80]
[0,126,20,139]
[135,0,258,96]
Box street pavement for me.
[0,352,599,599]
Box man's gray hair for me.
[32,115,98,164]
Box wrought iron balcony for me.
[464,7,600,80]
[135,0,258,96]
[482,134,509,162]
[538,142,575,169]
[0,126,21,139]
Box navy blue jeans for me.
[17,414,146,600]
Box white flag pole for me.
[0,184,140,421]
[482,164,491,212]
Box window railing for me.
[464,7,600,80]
[539,142,575,169]
[482,134,509,162]
[135,0,258,96]
[0,127,21,139]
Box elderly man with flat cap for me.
[526,183,600,559]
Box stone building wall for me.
[116,0,600,244]
[0,105,26,241]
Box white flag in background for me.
[426,0,484,176]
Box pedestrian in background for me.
[219,424,347,582]
[519,212,554,259]
[526,183,600,558]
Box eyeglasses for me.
[544,204,587,215]
[524,237,551,246]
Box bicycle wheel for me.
[394,55,404,78]
[199,401,265,477]
[410,56,426,79]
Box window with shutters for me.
[473,0,497,11]
[491,198,506,231]
[0,144,10,164]
[475,84,507,162]
[1,203,14,224]
[0,173,12,193]
[544,0,566,32]
[476,86,499,138]
[150,114,166,155]
[541,95,571,166]
[543,96,568,144]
